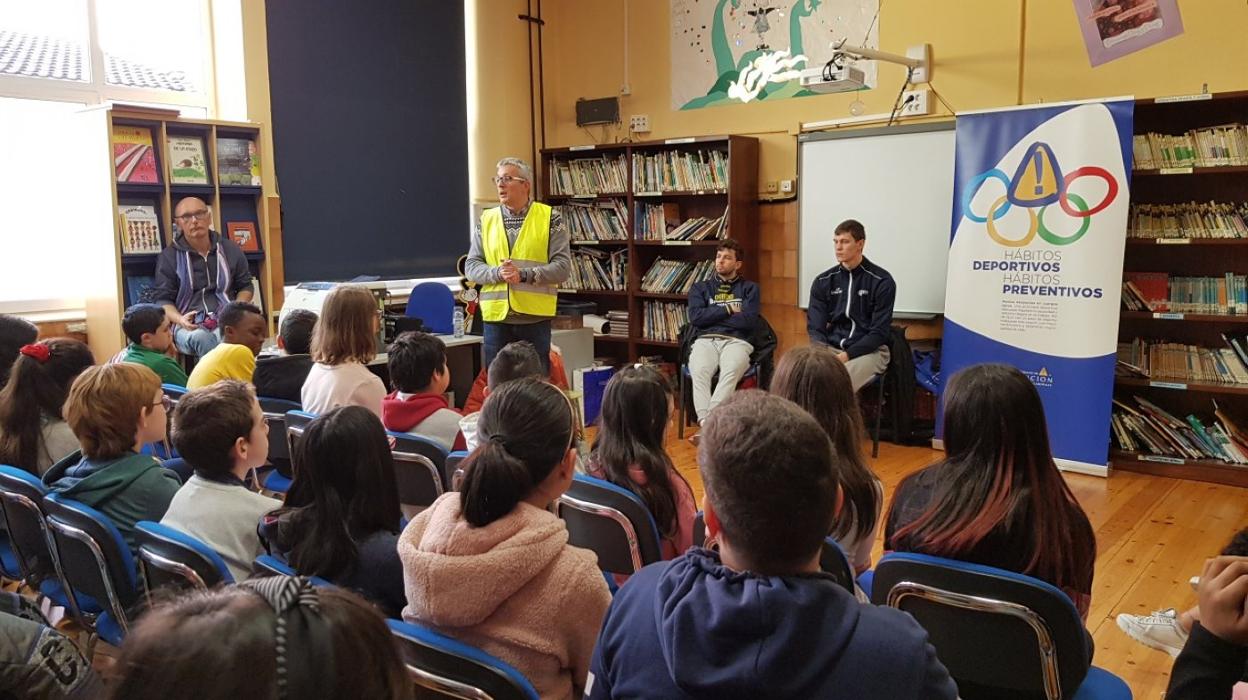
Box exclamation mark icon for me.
[1034,151,1044,195]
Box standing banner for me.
[941,98,1133,475]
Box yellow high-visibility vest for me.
[479,203,557,322]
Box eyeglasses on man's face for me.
[175,209,210,223]
[492,175,527,186]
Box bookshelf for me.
[84,106,275,361]
[539,135,758,365]
[1112,91,1248,486]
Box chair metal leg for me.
[872,373,885,458]
[678,369,687,439]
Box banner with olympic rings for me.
[941,98,1133,475]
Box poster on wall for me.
[1074,0,1184,67]
[670,0,879,110]
[941,98,1134,475]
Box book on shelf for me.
[118,205,163,254]
[1117,337,1248,385]
[1128,201,1248,239]
[558,199,628,241]
[113,126,159,184]
[1112,394,1248,464]
[216,137,261,186]
[167,135,209,184]
[642,301,689,343]
[639,258,715,294]
[227,221,260,252]
[1132,125,1248,169]
[635,202,681,241]
[124,275,156,307]
[632,149,729,192]
[1122,273,1248,314]
[548,154,628,196]
[559,249,628,292]
[605,310,630,338]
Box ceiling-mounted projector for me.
[798,65,866,94]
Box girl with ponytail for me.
[587,365,695,564]
[258,405,406,617]
[399,377,611,700]
[0,338,94,475]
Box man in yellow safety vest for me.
[465,157,570,374]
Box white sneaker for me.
[1116,608,1189,657]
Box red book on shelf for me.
[1124,272,1170,312]
[113,126,159,183]
[227,222,260,252]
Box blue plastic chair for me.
[161,383,188,404]
[387,619,539,700]
[871,552,1131,700]
[135,521,234,597]
[42,493,139,647]
[555,474,663,576]
[405,282,455,335]
[258,396,302,477]
[264,409,317,495]
[0,466,92,619]
[445,450,469,491]
[388,432,448,513]
[159,457,193,483]
[252,554,332,588]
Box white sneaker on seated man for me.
[687,240,761,424]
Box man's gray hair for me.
[496,157,534,186]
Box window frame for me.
[0,0,217,114]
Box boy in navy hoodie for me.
[587,390,957,699]
[381,331,465,451]
[686,239,759,425]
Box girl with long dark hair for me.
[399,377,610,700]
[259,406,405,616]
[588,365,696,561]
[0,338,94,475]
[885,363,1097,618]
[771,345,883,574]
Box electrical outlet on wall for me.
[900,89,931,117]
[780,179,794,193]
[629,114,650,133]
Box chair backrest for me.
[818,538,856,594]
[871,552,1091,699]
[284,409,318,473]
[252,554,334,588]
[259,397,301,474]
[0,465,57,584]
[405,282,455,335]
[691,510,705,548]
[41,493,139,634]
[556,474,663,575]
[445,451,469,491]
[387,619,539,700]
[161,383,188,403]
[389,433,449,508]
[135,521,233,597]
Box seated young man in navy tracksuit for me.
[587,390,957,699]
[807,218,896,392]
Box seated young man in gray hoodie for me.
[587,390,957,700]
[44,364,182,555]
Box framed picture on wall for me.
[227,221,260,252]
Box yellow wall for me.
[537,0,1248,194]
[240,0,277,196]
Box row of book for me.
[642,301,688,343]
[559,249,627,292]
[1122,272,1248,314]
[113,125,260,186]
[1127,201,1248,239]
[558,200,629,241]
[1116,336,1248,385]
[118,204,260,254]
[1111,395,1248,464]
[605,310,630,337]
[634,202,728,241]
[1131,124,1248,169]
[548,155,629,196]
[632,150,729,192]
[640,258,716,294]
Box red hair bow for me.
[19,343,50,363]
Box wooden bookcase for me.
[538,135,759,365]
[1112,91,1248,487]
[84,106,276,361]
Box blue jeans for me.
[173,325,221,357]
[482,320,552,376]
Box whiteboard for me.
[798,123,955,315]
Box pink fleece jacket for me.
[398,493,611,700]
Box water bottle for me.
[452,307,465,338]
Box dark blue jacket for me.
[151,230,253,316]
[687,276,759,343]
[587,548,957,700]
[807,258,896,359]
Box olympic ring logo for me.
[961,142,1119,247]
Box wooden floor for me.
[667,428,1248,699]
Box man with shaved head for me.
[150,196,255,358]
